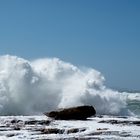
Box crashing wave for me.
[0,55,133,116]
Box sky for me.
[0,0,140,90]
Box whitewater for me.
[0,55,140,116]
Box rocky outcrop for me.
[40,128,86,134]
[98,119,140,126]
[44,105,96,120]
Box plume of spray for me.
[0,55,132,116]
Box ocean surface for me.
[126,93,140,116]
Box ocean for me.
[126,94,140,116]
[0,55,140,139]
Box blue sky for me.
[0,0,140,90]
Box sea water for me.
[126,93,140,116]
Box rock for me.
[37,128,86,134]
[41,128,64,134]
[6,133,18,137]
[10,119,20,124]
[98,119,140,126]
[44,105,96,120]
[13,126,21,130]
[67,128,86,134]
[97,128,108,131]
[132,121,140,125]
[25,120,51,125]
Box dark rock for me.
[37,120,51,125]
[98,119,140,126]
[13,126,21,130]
[98,120,125,124]
[132,121,140,125]
[44,105,96,120]
[41,128,64,134]
[10,119,17,124]
[38,128,86,134]
[6,133,18,137]
[67,128,86,134]
[97,128,108,131]
[88,130,131,137]
[25,120,51,125]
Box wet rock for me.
[119,131,131,137]
[10,119,22,124]
[132,121,140,125]
[41,128,65,134]
[39,128,86,134]
[98,120,119,124]
[88,130,130,137]
[44,105,96,120]
[12,126,20,131]
[67,128,86,134]
[98,119,140,126]
[88,131,103,136]
[6,133,18,137]
[97,128,108,131]
[25,120,51,125]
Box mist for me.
[0,55,131,116]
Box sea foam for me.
[0,55,136,115]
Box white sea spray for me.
[0,55,136,115]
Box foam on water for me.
[0,55,139,116]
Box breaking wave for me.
[0,55,138,116]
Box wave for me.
[0,55,138,116]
